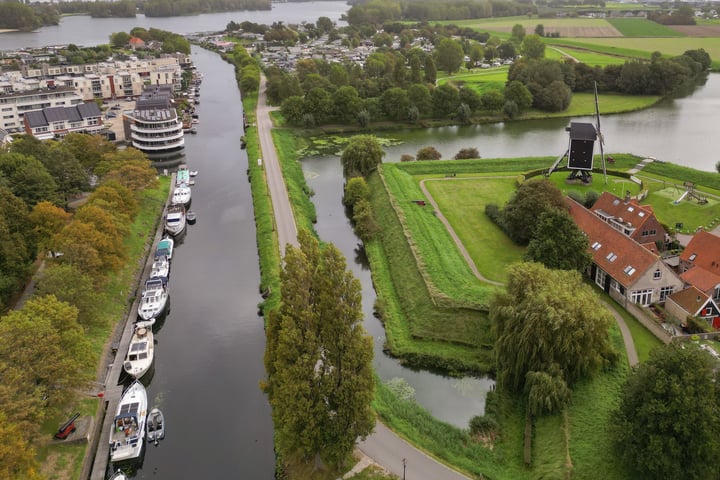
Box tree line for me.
[0,2,59,31]
[53,0,269,18]
[109,27,191,54]
[0,134,158,477]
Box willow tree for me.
[263,230,374,468]
[340,135,384,178]
[491,262,616,395]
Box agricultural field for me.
[445,16,623,37]
[606,18,685,37]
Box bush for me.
[469,415,499,437]
[416,146,442,160]
[584,189,600,208]
[343,176,370,207]
[454,148,480,160]
[484,203,503,227]
[400,154,415,162]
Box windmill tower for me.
[546,82,607,184]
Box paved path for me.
[256,74,471,480]
[257,74,298,256]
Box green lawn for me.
[443,16,617,32]
[549,46,632,65]
[606,18,686,37]
[424,176,525,283]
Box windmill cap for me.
[567,122,597,141]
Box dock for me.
[85,175,174,480]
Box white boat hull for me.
[123,323,154,379]
[137,280,168,321]
[109,381,147,463]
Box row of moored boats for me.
[108,166,199,470]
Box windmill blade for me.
[595,81,607,184]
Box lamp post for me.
[402,458,407,480]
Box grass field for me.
[606,18,686,37]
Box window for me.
[627,206,634,212]
[623,265,636,276]
[631,289,653,306]
[638,211,646,217]
[660,286,674,301]
[702,308,713,316]
[606,252,618,262]
[595,269,607,288]
[653,269,662,280]
[591,242,602,251]
[689,253,697,261]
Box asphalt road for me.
[256,73,472,480]
[256,74,298,255]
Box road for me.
[256,74,298,255]
[255,73,471,480]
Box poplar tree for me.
[264,231,374,468]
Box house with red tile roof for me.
[665,286,720,329]
[567,197,684,308]
[677,230,720,303]
[128,36,146,50]
[590,191,667,248]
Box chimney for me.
[624,190,631,203]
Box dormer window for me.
[627,206,634,212]
[624,265,636,276]
[591,242,602,251]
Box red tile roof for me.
[591,192,656,233]
[668,285,708,315]
[680,266,720,293]
[567,197,658,289]
[680,231,720,275]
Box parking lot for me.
[101,98,136,142]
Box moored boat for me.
[137,278,168,321]
[186,210,196,225]
[155,237,174,261]
[172,184,191,208]
[176,165,190,186]
[149,255,170,281]
[123,322,155,379]
[146,408,165,446]
[108,470,128,480]
[164,204,186,237]
[109,381,147,463]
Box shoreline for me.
[0,29,19,34]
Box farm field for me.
[606,18,685,37]
[548,45,629,65]
[445,16,623,37]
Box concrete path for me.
[256,74,471,480]
[602,301,639,367]
[627,157,655,174]
[256,74,298,256]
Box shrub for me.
[454,148,480,160]
[416,146,442,160]
[469,415,499,437]
[400,154,415,162]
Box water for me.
[129,46,274,478]
[0,1,349,50]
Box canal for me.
[129,46,275,478]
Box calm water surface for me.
[129,46,275,478]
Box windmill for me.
[546,82,607,184]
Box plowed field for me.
[669,25,720,37]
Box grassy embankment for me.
[36,176,170,479]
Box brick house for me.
[665,286,720,328]
[567,197,684,307]
[590,191,668,249]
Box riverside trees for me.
[263,231,374,469]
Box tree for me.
[110,31,130,48]
[341,135,384,177]
[43,144,89,206]
[612,343,720,480]
[416,146,442,160]
[0,413,42,480]
[521,34,545,60]
[63,133,116,172]
[52,220,126,277]
[407,83,432,115]
[491,262,616,394]
[454,148,480,160]
[480,90,505,111]
[497,41,516,60]
[511,24,526,42]
[332,86,362,123]
[501,178,566,245]
[381,87,410,121]
[504,80,533,111]
[281,95,305,125]
[343,177,370,207]
[0,187,35,309]
[29,201,71,256]
[263,231,374,468]
[86,181,138,219]
[534,24,545,37]
[525,208,591,271]
[424,55,437,84]
[534,80,572,112]
[34,263,105,329]
[304,87,333,125]
[0,152,58,206]
[459,87,482,111]
[0,295,93,421]
[435,38,464,75]
[432,82,460,117]
[352,199,380,241]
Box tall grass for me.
[272,129,317,231]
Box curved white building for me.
[123,85,184,159]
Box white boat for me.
[164,204,186,237]
[137,278,168,321]
[109,381,147,463]
[186,210,196,225]
[123,322,155,379]
[108,470,128,480]
[172,184,191,207]
[146,408,165,446]
[149,255,170,281]
[189,170,198,177]
[155,237,174,261]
